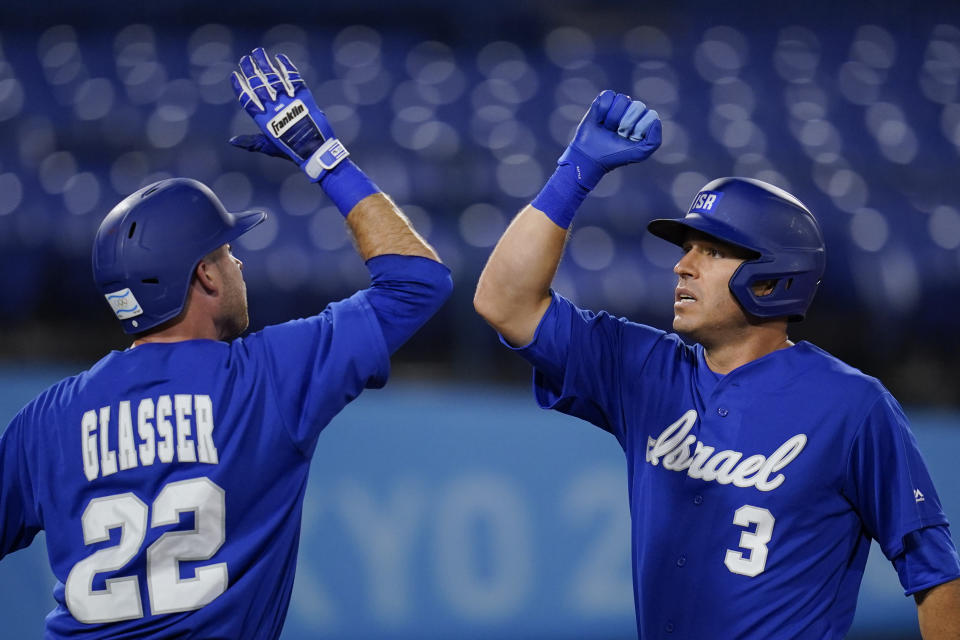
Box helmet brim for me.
[647,214,763,257]
[230,209,267,236]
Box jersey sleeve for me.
[890,525,960,596]
[0,415,41,559]
[843,392,951,561]
[362,254,452,354]
[506,292,665,446]
[249,288,391,456]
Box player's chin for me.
[672,309,694,332]
[673,313,705,340]
[223,312,250,341]
[238,312,250,336]
[672,316,687,334]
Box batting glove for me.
[230,48,348,182]
[532,90,661,229]
[563,90,661,188]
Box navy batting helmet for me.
[92,178,266,334]
[647,177,825,321]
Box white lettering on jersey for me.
[81,410,99,482]
[80,395,219,481]
[194,395,218,464]
[117,401,138,471]
[98,407,118,477]
[156,396,174,464]
[174,394,197,463]
[138,399,156,466]
[645,410,807,491]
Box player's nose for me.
[673,251,697,278]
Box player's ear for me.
[751,279,777,297]
[194,256,219,294]
[195,245,228,293]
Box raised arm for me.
[229,47,442,264]
[230,48,451,353]
[474,90,662,346]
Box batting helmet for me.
[92,178,266,334]
[647,177,825,321]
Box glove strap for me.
[320,159,381,217]
[304,138,350,181]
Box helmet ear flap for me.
[729,252,824,322]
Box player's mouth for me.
[675,287,697,306]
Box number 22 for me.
[724,504,775,577]
[65,477,228,623]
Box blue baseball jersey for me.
[0,289,390,638]
[513,293,959,639]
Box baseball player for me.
[0,48,451,638]
[474,90,960,638]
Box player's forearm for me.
[917,577,960,639]
[345,191,441,262]
[474,204,567,346]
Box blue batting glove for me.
[532,90,661,229]
[230,48,348,182]
[228,133,290,160]
[561,90,662,190]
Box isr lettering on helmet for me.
[691,191,720,212]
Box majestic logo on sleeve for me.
[646,410,807,491]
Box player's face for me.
[212,244,249,340]
[672,231,754,345]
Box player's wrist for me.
[320,159,381,217]
[301,137,348,181]
[530,155,596,229]
[557,144,606,190]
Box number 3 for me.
[65,477,228,623]
[724,505,774,577]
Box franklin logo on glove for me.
[269,100,308,138]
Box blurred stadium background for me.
[0,0,959,638]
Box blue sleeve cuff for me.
[496,302,552,352]
[495,292,571,409]
[892,525,960,596]
[496,292,560,355]
[364,254,452,354]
